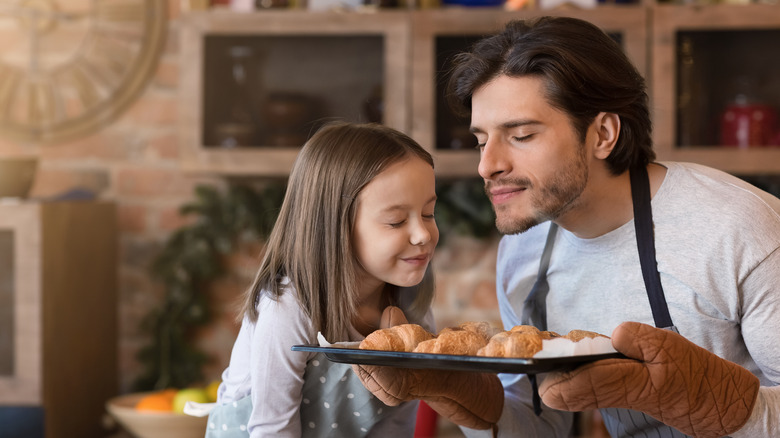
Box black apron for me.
[520,165,686,437]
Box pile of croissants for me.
[360,320,608,358]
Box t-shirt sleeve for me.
[247,290,317,437]
[732,247,780,436]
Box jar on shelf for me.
[719,76,778,148]
[213,46,262,148]
[262,92,318,147]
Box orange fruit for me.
[135,389,178,412]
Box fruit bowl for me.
[106,392,208,438]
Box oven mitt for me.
[353,365,503,430]
[352,306,504,430]
[538,321,759,438]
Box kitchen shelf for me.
[179,6,780,177]
[652,4,780,174]
[179,10,411,176]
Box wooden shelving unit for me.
[179,10,411,176]
[178,5,780,177]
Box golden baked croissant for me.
[478,326,608,358]
[360,323,434,352]
[477,330,544,358]
[413,321,499,356]
[564,329,608,342]
[509,324,561,339]
[452,321,501,343]
[413,328,487,356]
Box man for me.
[356,16,780,437]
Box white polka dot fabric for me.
[205,395,252,437]
[204,352,401,437]
[298,352,401,436]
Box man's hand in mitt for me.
[352,306,504,430]
[539,321,759,438]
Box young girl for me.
[207,122,439,437]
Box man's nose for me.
[478,139,507,180]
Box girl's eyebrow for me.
[380,195,437,213]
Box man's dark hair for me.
[447,16,654,174]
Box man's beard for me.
[488,145,589,235]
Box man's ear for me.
[592,112,620,160]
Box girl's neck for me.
[353,283,391,337]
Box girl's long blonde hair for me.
[239,122,435,341]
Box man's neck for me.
[555,163,666,239]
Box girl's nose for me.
[410,220,432,246]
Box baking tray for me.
[291,345,626,374]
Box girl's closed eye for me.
[388,220,406,228]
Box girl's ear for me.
[592,112,620,160]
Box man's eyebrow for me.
[470,119,542,134]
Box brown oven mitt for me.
[352,307,504,430]
[539,321,759,438]
[353,365,504,430]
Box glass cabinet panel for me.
[180,11,410,176]
[676,29,780,149]
[653,4,780,174]
[202,35,384,148]
[434,35,482,152]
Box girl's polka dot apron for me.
[205,352,399,437]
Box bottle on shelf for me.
[213,46,263,148]
[719,75,779,148]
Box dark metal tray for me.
[291,345,625,374]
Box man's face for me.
[471,75,589,235]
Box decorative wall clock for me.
[0,0,167,144]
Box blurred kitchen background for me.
[0,0,778,437]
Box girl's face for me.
[352,156,438,297]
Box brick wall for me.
[0,0,500,393]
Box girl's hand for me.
[380,306,408,328]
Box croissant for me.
[453,321,501,343]
[414,328,487,356]
[509,324,561,339]
[478,326,608,358]
[360,323,434,352]
[564,329,608,342]
[477,330,544,358]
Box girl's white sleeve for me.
[248,291,317,437]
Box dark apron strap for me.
[521,222,558,416]
[629,165,674,329]
[521,222,559,332]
